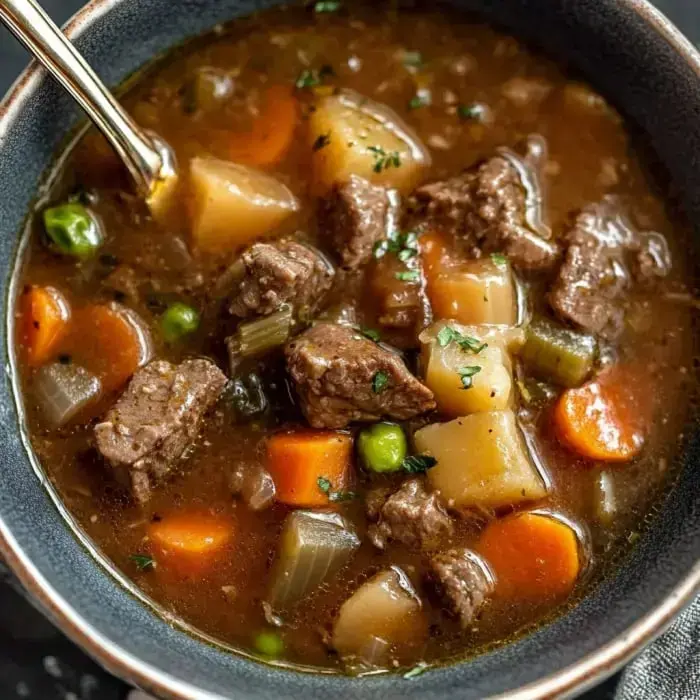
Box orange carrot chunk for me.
[477,512,581,601]
[267,430,353,507]
[67,303,152,392]
[149,512,233,577]
[553,365,647,462]
[19,286,71,367]
[230,85,299,167]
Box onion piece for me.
[332,566,424,664]
[34,363,101,428]
[268,511,360,608]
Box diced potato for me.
[269,511,360,608]
[309,90,430,193]
[333,566,424,664]
[420,322,525,417]
[428,257,517,325]
[189,157,300,253]
[414,410,547,509]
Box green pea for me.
[358,422,407,473]
[160,303,200,342]
[254,631,284,658]
[43,203,103,258]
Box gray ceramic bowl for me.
[1,0,700,698]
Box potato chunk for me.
[309,90,430,193]
[428,257,517,325]
[333,566,424,665]
[414,411,547,509]
[189,157,300,253]
[420,322,525,417]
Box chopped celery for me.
[268,511,360,608]
[227,305,293,370]
[521,317,597,388]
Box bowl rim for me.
[1,0,700,698]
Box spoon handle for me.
[0,0,165,198]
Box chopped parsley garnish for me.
[402,51,423,69]
[359,326,381,342]
[457,102,487,122]
[373,230,418,260]
[312,132,331,151]
[317,476,357,502]
[372,370,389,394]
[129,554,155,571]
[368,145,401,173]
[313,0,341,12]
[295,65,334,89]
[458,365,482,390]
[436,326,487,354]
[403,662,430,679]
[402,454,438,474]
[408,93,430,110]
[395,269,420,282]
[491,252,508,266]
[317,476,332,494]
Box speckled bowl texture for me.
[1,1,700,698]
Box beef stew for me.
[12,0,697,676]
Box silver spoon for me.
[0,0,178,214]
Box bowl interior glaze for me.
[1,1,700,698]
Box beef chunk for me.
[319,175,398,270]
[411,149,558,271]
[549,198,671,337]
[285,323,435,429]
[229,240,334,318]
[367,479,453,550]
[428,548,494,628]
[94,358,227,504]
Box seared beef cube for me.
[412,153,558,272]
[229,240,334,318]
[94,358,227,504]
[549,198,671,338]
[428,548,494,628]
[367,479,453,550]
[285,323,435,429]
[319,175,397,270]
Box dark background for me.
[0,1,697,698]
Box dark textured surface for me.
[0,1,699,699]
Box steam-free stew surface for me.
[14,1,697,674]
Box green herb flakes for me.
[360,327,381,342]
[436,326,487,354]
[458,366,482,390]
[395,269,420,282]
[403,662,429,679]
[368,145,401,173]
[317,476,332,494]
[402,454,438,474]
[129,554,155,571]
[458,102,487,122]
[491,252,508,266]
[313,0,341,12]
[372,370,389,394]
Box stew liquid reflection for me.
[13,1,698,675]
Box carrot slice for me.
[267,430,353,507]
[553,365,647,462]
[477,512,581,600]
[19,286,71,367]
[149,512,233,577]
[230,85,299,167]
[67,303,152,392]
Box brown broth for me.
[13,1,697,674]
